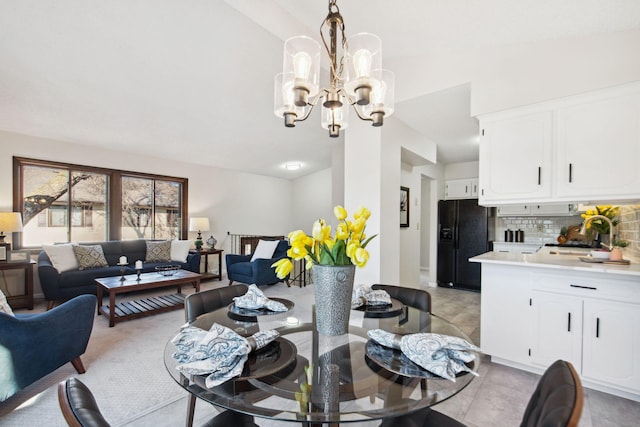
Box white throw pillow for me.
[0,288,14,316]
[43,243,79,273]
[171,240,192,263]
[250,240,280,262]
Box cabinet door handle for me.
[465,185,468,193]
[596,317,600,338]
[570,284,597,290]
[567,312,571,332]
[537,166,541,185]
[569,163,573,183]
[473,184,477,194]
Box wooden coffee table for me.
[95,269,201,327]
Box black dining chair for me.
[378,359,583,427]
[184,284,248,323]
[183,284,258,426]
[58,377,111,427]
[371,284,432,313]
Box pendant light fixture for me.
[274,0,394,137]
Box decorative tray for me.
[364,340,474,380]
[155,265,181,276]
[227,297,294,322]
[578,257,630,265]
[353,298,405,318]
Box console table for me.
[191,248,223,281]
[0,260,35,310]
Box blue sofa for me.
[226,240,290,286]
[0,294,96,402]
[38,240,201,308]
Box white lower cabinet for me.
[480,263,640,400]
[582,300,640,392]
[530,291,582,371]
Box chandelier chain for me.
[320,2,347,88]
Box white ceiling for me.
[1,0,639,179]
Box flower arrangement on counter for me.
[580,205,620,236]
[272,205,377,279]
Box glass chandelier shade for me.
[282,36,321,107]
[344,33,382,106]
[273,0,394,138]
[321,93,349,137]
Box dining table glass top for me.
[164,296,480,424]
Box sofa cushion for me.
[120,240,147,265]
[146,240,171,262]
[43,243,79,273]
[0,289,14,316]
[171,240,192,263]
[99,240,124,266]
[59,266,130,289]
[73,245,109,270]
[250,240,280,262]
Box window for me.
[14,157,188,248]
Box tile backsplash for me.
[496,204,640,257]
[497,215,583,243]
[619,204,640,258]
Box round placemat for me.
[227,297,294,322]
[364,340,475,380]
[353,298,404,318]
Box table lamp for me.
[0,212,23,253]
[189,217,210,250]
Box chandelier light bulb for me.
[353,49,373,78]
[293,52,312,80]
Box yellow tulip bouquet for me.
[272,205,377,279]
[580,205,620,235]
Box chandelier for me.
[274,0,395,138]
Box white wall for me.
[399,163,421,286]
[0,130,294,296]
[444,161,479,180]
[390,29,640,118]
[291,168,333,231]
[420,176,431,270]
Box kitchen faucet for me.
[580,215,613,249]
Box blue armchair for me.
[226,240,290,287]
[0,294,96,402]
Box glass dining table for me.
[164,296,480,426]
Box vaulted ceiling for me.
[1,0,638,178]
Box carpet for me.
[0,281,313,426]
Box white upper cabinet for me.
[445,178,478,200]
[556,90,640,199]
[479,111,553,204]
[478,82,640,205]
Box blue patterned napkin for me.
[233,284,288,312]
[367,329,480,381]
[351,284,392,308]
[172,322,279,387]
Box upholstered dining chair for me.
[184,284,248,323]
[58,377,111,427]
[379,359,583,427]
[183,284,258,426]
[371,284,432,313]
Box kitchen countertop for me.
[470,249,640,277]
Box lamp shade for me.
[0,212,23,233]
[189,217,210,232]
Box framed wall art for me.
[400,186,410,228]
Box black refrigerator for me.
[437,199,494,291]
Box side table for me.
[190,248,224,281]
[0,259,35,310]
